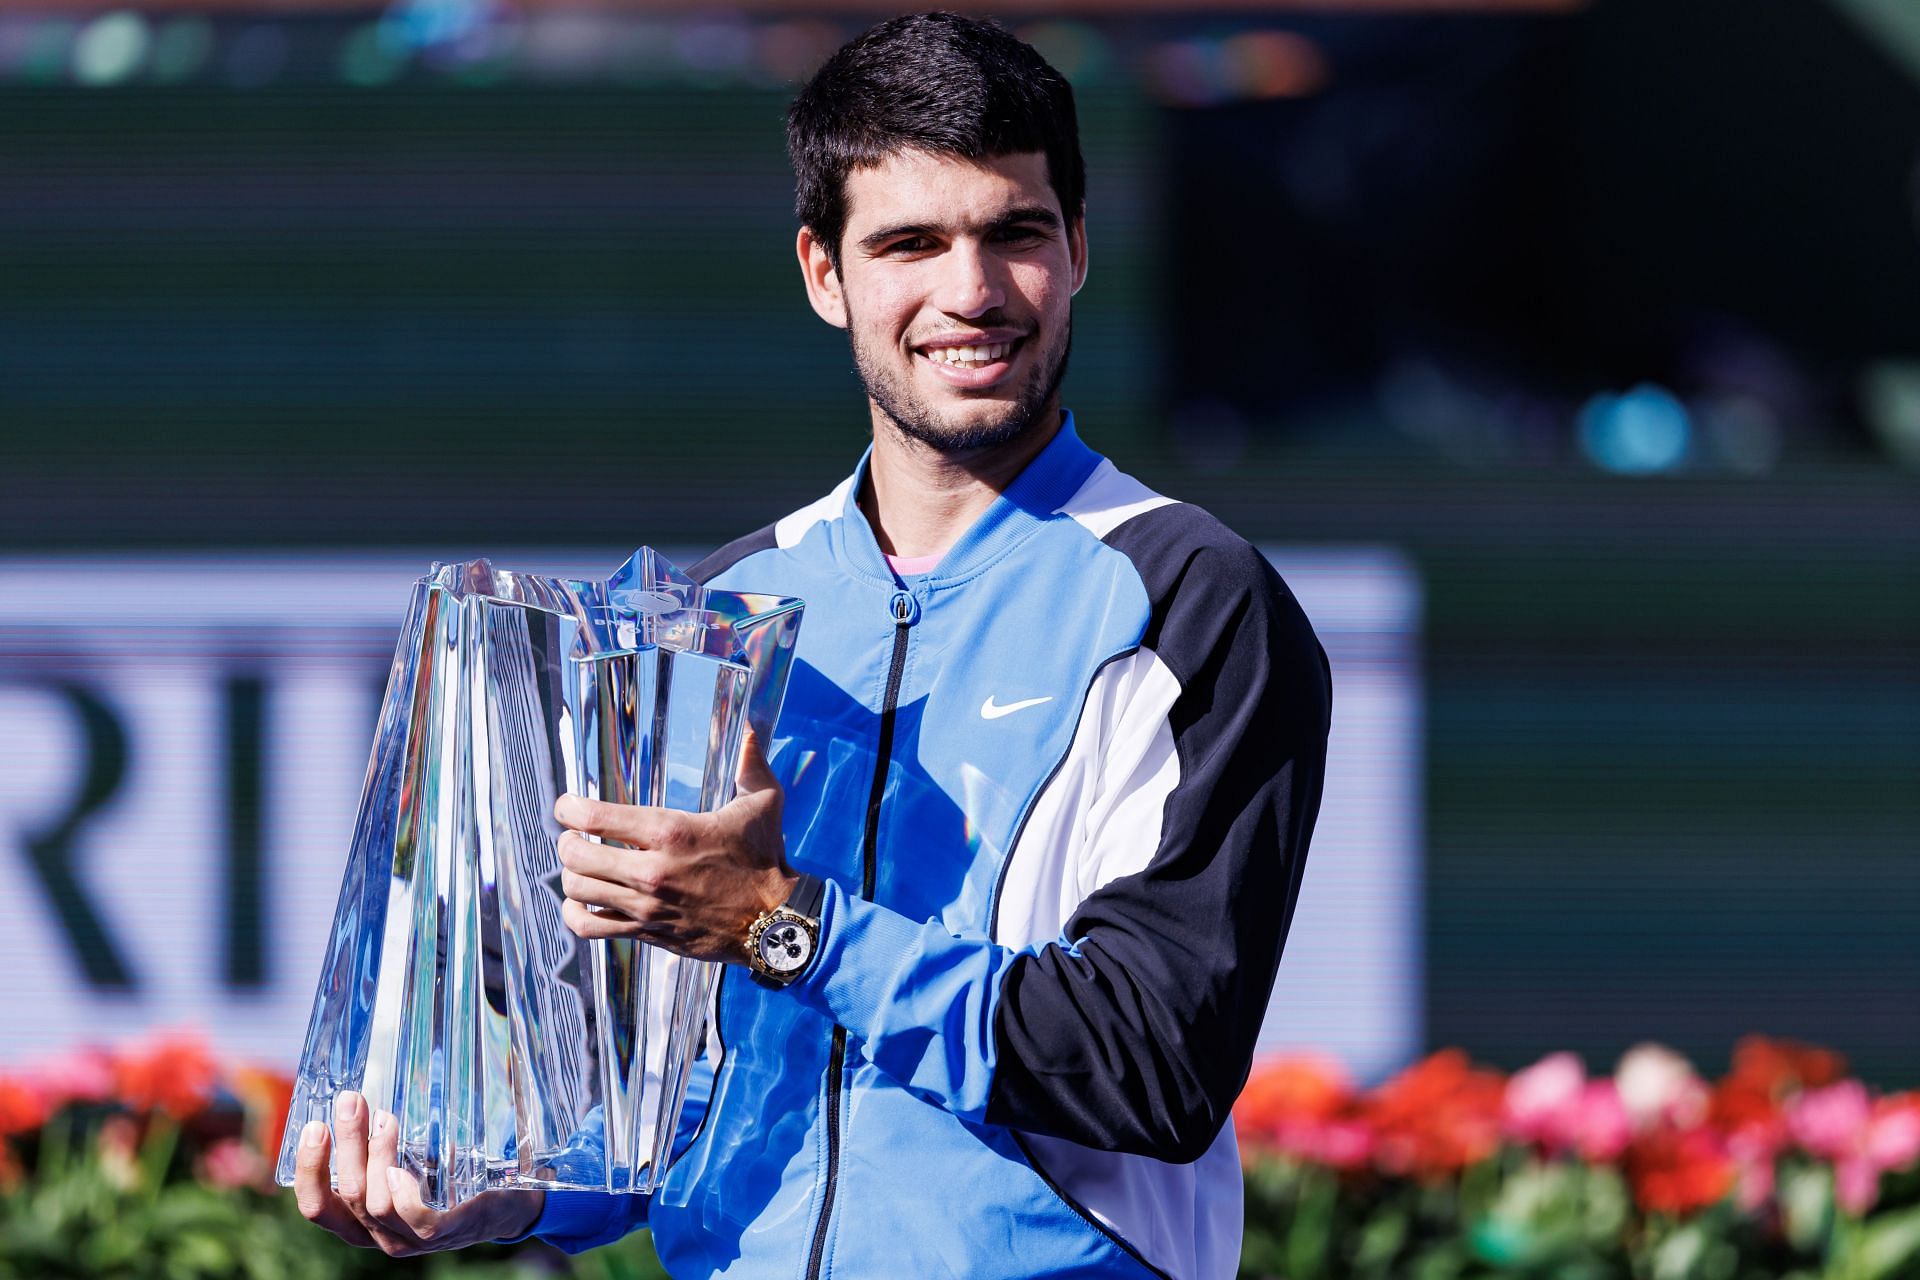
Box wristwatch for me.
[746,872,824,987]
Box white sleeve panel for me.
[994,647,1242,1280]
[993,646,1181,949]
[1056,458,1180,541]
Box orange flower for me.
[1625,1127,1735,1216]
[1235,1053,1354,1135]
[1364,1050,1506,1180]
[1236,1054,1375,1171]
[229,1065,295,1160]
[0,1076,49,1139]
[114,1033,220,1119]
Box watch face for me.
[757,919,813,975]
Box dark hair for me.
[787,12,1085,267]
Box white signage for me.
[0,549,1420,1082]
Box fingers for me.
[557,830,669,890]
[362,1108,402,1224]
[292,1118,374,1246]
[332,1092,371,1212]
[554,794,687,848]
[384,1166,444,1243]
[736,726,779,795]
[564,896,659,940]
[361,1106,433,1256]
[559,866,633,914]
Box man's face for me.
[798,149,1088,453]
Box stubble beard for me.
[848,312,1074,455]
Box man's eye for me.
[994,226,1046,245]
[885,237,931,254]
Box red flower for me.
[1709,1073,1785,1140]
[1625,1127,1735,1217]
[1235,1054,1374,1171]
[113,1033,220,1119]
[1236,1054,1353,1132]
[1364,1050,1506,1180]
[0,1076,49,1139]
[1729,1036,1846,1095]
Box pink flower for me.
[197,1137,269,1191]
[1502,1054,1629,1163]
[1787,1081,1871,1161]
[1504,1053,1585,1147]
[1867,1096,1920,1172]
[1835,1158,1881,1216]
[1734,1151,1776,1213]
[30,1046,115,1109]
[1783,1084,1920,1215]
[1568,1081,1631,1162]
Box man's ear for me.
[1068,209,1089,297]
[797,226,849,329]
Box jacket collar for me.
[832,410,1101,589]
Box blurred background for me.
[1,0,1916,1096]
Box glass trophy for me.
[274,548,803,1210]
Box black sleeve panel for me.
[984,503,1332,1162]
[688,524,778,586]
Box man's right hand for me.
[293,1091,544,1257]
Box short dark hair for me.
[787,12,1085,267]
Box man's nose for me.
[934,240,1006,318]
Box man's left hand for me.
[555,727,795,965]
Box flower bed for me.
[0,1034,666,1279]
[1234,1038,1920,1279]
[7,1033,1916,1277]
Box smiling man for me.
[295,13,1331,1279]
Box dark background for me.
[1,0,1915,1081]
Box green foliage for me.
[1241,1150,1920,1280]
[0,1114,668,1280]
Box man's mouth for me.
[917,340,1016,369]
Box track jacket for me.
[532,414,1331,1279]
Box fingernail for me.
[374,1109,395,1136]
[301,1120,326,1149]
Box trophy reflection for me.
[274,549,803,1210]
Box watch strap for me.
[784,871,825,921]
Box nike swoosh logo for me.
[980,695,1053,720]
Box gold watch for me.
[747,873,824,987]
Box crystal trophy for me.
[274,548,803,1210]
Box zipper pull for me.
[888,589,920,628]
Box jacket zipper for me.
[804,590,916,1280]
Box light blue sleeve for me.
[520,1055,715,1255]
[783,877,1036,1121]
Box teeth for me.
[926,341,1012,367]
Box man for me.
[295,13,1330,1278]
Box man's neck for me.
[858,405,1064,559]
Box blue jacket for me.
[533,415,1330,1279]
